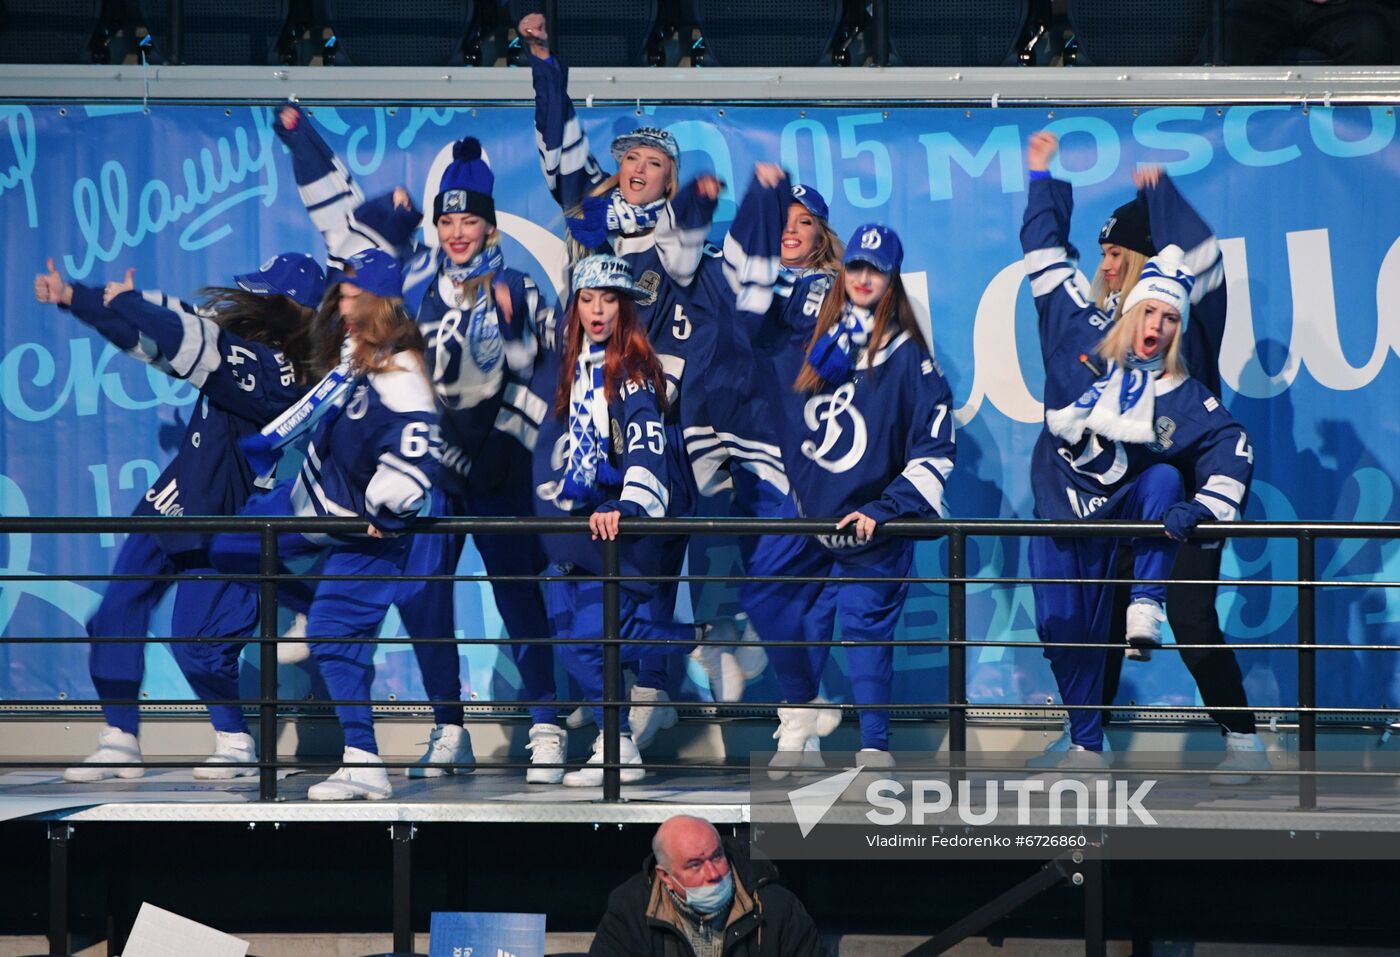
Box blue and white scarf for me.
[441,244,505,290]
[1045,352,1164,445]
[805,303,874,383]
[566,190,668,250]
[241,338,356,475]
[557,342,622,506]
[775,264,823,300]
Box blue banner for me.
[429,911,545,957]
[2,101,1398,718]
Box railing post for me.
[601,536,622,801]
[167,0,182,64]
[872,0,890,66]
[259,524,279,802]
[947,528,967,758]
[1297,531,1316,810]
[47,822,72,955]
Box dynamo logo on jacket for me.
[801,382,867,473]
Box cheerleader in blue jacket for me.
[520,14,748,736]
[274,105,558,779]
[729,170,957,770]
[1022,148,1254,766]
[34,253,321,782]
[213,249,440,801]
[1022,131,1260,774]
[527,255,703,786]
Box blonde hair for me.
[794,270,928,394]
[565,162,681,263]
[1095,300,1187,379]
[802,216,845,276]
[1091,246,1148,319]
[447,229,501,306]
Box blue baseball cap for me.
[790,183,829,221]
[235,253,326,309]
[843,224,903,273]
[343,248,403,300]
[571,254,648,300]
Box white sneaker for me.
[565,706,595,730]
[628,685,678,751]
[193,731,257,780]
[689,618,746,703]
[1025,719,1111,769]
[767,698,842,780]
[731,615,769,681]
[526,723,567,784]
[1125,598,1166,661]
[278,612,311,665]
[562,733,645,787]
[1030,744,1110,784]
[406,723,474,778]
[1210,731,1270,786]
[307,747,393,801]
[64,725,145,783]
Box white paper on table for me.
[120,902,249,957]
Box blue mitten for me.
[1162,500,1213,541]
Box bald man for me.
[589,814,823,956]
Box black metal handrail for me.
[1,513,1392,808]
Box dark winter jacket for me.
[588,838,824,957]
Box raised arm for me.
[721,164,788,323]
[37,260,153,361]
[651,175,721,289]
[522,14,607,213]
[273,104,421,275]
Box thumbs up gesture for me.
[103,267,136,306]
[34,257,73,306]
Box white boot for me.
[628,686,678,751]
[64,725,144,783]
[1125,598,1166,661]
[1031,744,1110,785]
[1025,719,1112,769]
[689,618,746,703]
[307,747,393,801]
[562,733,645,787]
[767,698,842,780]
[526,723,567,784]
[730,614,769,681]
[1210,731,1270,786]
[406,723,474,778]
[278,612,311,665]
[565,706,595,730]
[194,731,257,780]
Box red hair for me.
[552,294,669,418]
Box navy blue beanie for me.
[434,137,496,225]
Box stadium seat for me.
[887,0,1030,66]
[508,0,662,66]
[1066,0,1210,66]
[135,0,293,64]
[325,0,475,66]
[0,0,103,63]
[693,0,843,66]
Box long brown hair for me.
[793,269,928,394]
[198,287,317,386]
[311,281,425,378]
[551,293,668,418]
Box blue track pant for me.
[546,571,695,732]
[742,533,913,751]
[210,486,408,754]
[1031,463,1184,750]
[394,485,556,726]
[87,532,257,735]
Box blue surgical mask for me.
[681,870,734,916]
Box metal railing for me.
[2,514,1397,809]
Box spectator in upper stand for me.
[1222,0,1398,65]
[590,815,824,957]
